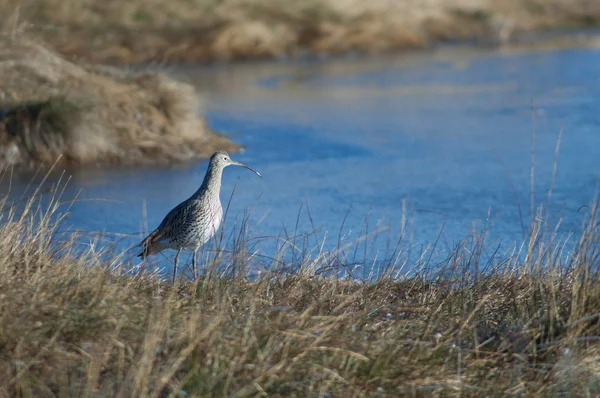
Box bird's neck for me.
[193,164,223,198]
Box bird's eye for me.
[223,157,228,161]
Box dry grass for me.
[1,174,600,397]
[2,0,600,64]
[0,34,238,170]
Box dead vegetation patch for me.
[2,0,600,64]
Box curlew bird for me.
[137,151,262,281]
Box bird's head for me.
[210,151,262,178]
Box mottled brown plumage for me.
[137,151,261,280]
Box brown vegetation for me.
[2,0,600,64]
[0,35,237,169]
[1,178,600,396]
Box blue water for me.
[4,44,600,278]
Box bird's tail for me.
[137,230,161,259]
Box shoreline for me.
[1,26,597,170]
[43,24,600,66]
[163,26,600,72]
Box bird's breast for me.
[191,201,223,246]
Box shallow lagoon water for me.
[6,44,600,277]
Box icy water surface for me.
[6,43,600,277]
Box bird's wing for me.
[138,200,195,255]
[155,200,194,234]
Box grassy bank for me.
[0,35,237,169]
[2,0,600,64]
[1,178,600,396]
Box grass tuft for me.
[0,34,238,170]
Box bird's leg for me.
[192,249,198,280]
[173,248,181,282]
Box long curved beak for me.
[232,161,262,178]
